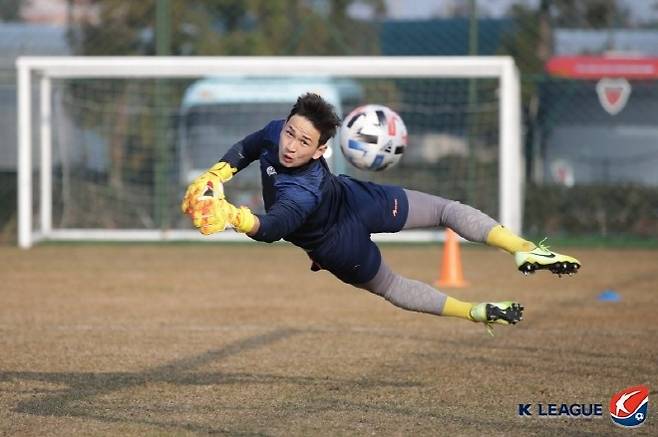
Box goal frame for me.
[16,56,522,248]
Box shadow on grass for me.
[1,327,418,435]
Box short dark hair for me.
[287,93,341,146]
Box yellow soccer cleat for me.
[469,301,524,336]
[514,238,581,276]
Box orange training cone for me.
[435,228,468,288]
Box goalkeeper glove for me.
[191,198,256,235]
[192,197,229,235]
[181,161,237,215]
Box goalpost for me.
[16,56,522,248]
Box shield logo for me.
[596,78,631,115]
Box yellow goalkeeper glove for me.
[191,197,229,235]
[191,198,256,235]
[181,162,237,215]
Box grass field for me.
[1,244,656,436]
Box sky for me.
[384,0,535,19]
[352,0,658,23]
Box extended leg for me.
[355,261,523,331]
[402,189,580,275]
[402,189,498,243]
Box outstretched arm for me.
[219,127,268,171]
[181,124,270,215]
[188,188,316,244]
[248,197,313,243]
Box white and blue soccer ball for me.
[340,104,408,171]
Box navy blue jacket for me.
[220,119,343,250]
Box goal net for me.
[16,56,521,248]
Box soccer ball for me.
[340,104,408,171]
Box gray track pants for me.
[354,189,498,316]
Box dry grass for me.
[0,244,656,436]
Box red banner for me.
[546,56,658,79]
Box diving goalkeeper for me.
[181,93,580,331]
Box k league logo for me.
[610,385,649,428]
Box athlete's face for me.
[279,114,327,168]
